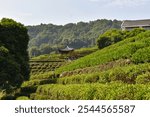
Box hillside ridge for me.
[27,19,121,56]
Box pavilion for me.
[58,46,74,54]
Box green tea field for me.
[16,29,150,100]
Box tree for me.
[40,44,52,54]
[27,19,122,56]
[0,18,30,92]
[97,29,123,49]
[97,36,112,49]
[97,28,146,49]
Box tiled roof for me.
[59,46,74,51]
[121,19,150,28]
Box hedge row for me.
[31,83,150,100]
[57,63,150,85]
[21,78,56,88]
[30,71,55,80]
[59,59,132,78]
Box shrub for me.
[16,96,30,100]
[32,83,150,100]
[136,72,150,84]
[57,63,150,85]
[97,36,112,49]
[21,78,56,87]
[109,68,127,82]
[97,29,123,49]
[97,28,145,49]
[132,47,150,63]
[30,72,55,80]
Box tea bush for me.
[57,63,150,85]
[30,72,55,80]
[21,78,56,87]
[136,72,150,84]
[32,83,150,100]
[16,96,30,100]
[30,61,65,75]
[132,47,150,63]
[56,30,150,73]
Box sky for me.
[0,0,150,25]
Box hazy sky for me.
[0,0,150,25]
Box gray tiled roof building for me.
[121,19,150,30]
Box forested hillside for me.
[27,19,121,56]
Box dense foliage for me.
[16,26,150,100]
[27,19,121,56]
[0,18,29,92]
[31,83,150,100]
[57,63,150,85]
[56,29,150,73]
[97,28,145,49]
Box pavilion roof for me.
[59,46,74,52]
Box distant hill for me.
[27,19,121,57]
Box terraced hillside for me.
[29,47,98,75]
[30,60,65,75]
[17,29,150,100]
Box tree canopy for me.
[97,28,146,49]
[27,19,121,57]
[0,18,29,91]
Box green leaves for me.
[0,18,24,28]
[57,63,150,85]
[136,72,150,84]
[32,83,150,100]
[0,46,9,56]
[97,28,146,49]
[0,18,29,92]
[28,19,121,56]
[132,47,150,63]
[56,30,150,73]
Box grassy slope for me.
[18,30,150,100]
[56,30,150,73]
